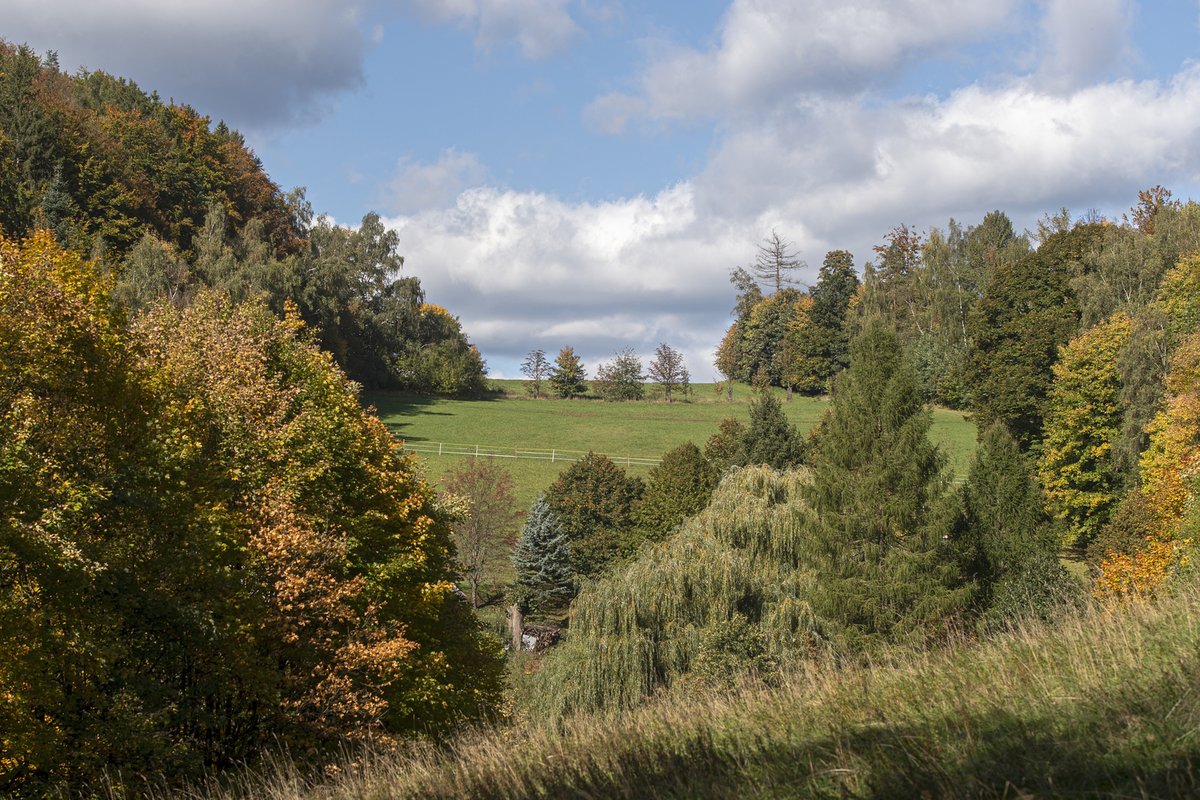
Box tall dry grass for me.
[147,585,1200,799]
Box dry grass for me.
[152,587,1200,800]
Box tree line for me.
[719,189,1200,596]
[521,343,691,402]
[0,42,486,396]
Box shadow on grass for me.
[451,667,1200,800]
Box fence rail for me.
[396,440,661,468]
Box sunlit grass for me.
[364,381,976,513]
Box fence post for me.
[438,442,443,456]
[551,449,555,463]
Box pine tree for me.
[511,497,574,616]
[548,346,588,399]
[802,320,964,651]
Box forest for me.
[4,40,1200,798]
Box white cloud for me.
[1037,0,1134,92]
[1,0,370,127]
[386,149,489,215]
[402,0,581,58]
[387,67,1200,379]
[586,0,1022,130]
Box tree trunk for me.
[786,384,793,402]
[727,383,733,402]
[508,604,523,651]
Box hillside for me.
[162,584,1200,799]
[367,382,977,510]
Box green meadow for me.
[365,380,977,511]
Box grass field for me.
[365,380,978,512]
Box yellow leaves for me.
[1038,312,1132,546]
[1140,330,1200,538]
[1157,253,1200,337]
[1094,537,1192,601]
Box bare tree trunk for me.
[508,604,523,651]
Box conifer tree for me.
[956,422,1073,623]
[802,320,964,651]
[549,346,588,398]
[546,452,644,578]
[741,391,805,469]
[635,442,719,540]
[704,417,747,473]
[511,497,574,616]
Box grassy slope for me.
[184,589,1200,799]
[366,381,977,512]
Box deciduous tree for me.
[521,348,550,398]
[646,342,688,403]
[546,453,644,578]
[444,458,522,606]
[593,347,645,401]
[1037,313,1132,549]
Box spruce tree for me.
[549,346,588,398]
[803,320,964,651]
[741,391,805,469]
[955,422,1074,624]
[511,497,574,616]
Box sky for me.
[5,0,1200,379]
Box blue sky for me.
[5,1,1200,379]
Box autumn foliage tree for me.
[0,231,502,795]
[1038,312,1133,549]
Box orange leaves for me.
[1139,331,1200,538]
[1094,537,1192,601]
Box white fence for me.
[397,440,661,468]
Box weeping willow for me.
[527,466,822,720]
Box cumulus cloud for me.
[1037,0,1134,92]
[586,0,1022,130]
[385,183,755,378]
[1,0,370,127]
[385,149,489,215]
[389,68,1200,379]
[402,0,581,58]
